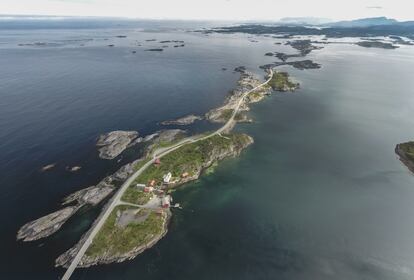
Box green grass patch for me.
[122,187,152,205]
[86,206,164,257]
[248,91,263,101]
[135,133,250,185]
[218,109,234,121]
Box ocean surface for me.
[1,19,414,280]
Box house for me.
[161,195,172,208]
[148,179,156,187]
[163,172,172,184]
[181,172,189,178]
[154,158,161,165]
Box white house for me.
[163,172,172,184]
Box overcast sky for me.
[1,0,413,21]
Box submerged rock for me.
[67,166,81,172]
[97,131,139,160]
[41,163,56,172]
[234,66,246,73]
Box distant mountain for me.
[279,17,332,25]
[326,17,398,28]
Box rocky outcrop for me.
[286,39,324,55]
[41,163,56,172]
[160,114,203,126]
[17,157,146,242]
[97,131,139,159]
[17,206,80,242]
[62,185,114,207]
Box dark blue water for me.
[1,20,414,280]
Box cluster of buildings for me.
[135,158,185,209]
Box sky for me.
[1,0,413,21]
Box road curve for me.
[61,69,273,280]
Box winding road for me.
[61,69,273,280]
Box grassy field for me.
[268,71,298,91]
[122,187,153,205]
[85,206,164,258]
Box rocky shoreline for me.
[160,114,203,125]
[17,129,186,242]
[97,131,139,160]
[395,142,414,173]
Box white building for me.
[163,172,172,184]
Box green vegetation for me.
[122,187,152,205]
[399,142,414,161]
[218,109,234,121]
[234,112,245,121]
[86,206,164,257]
[135,133,251,185]
[268,71,299,91]
[248,91,264,102]
[133,158,151,172]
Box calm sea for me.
[1,19,414,280]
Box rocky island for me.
[96,131,139,160]
[395,141,414,173]
[268,71,300,91]
[160,114,203,126]
[356,41,399,49]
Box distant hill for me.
[326,17,398,28]
[279,17,332,26]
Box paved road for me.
[61,69,273,280]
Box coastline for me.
[17,50,304,272]
[395,143,414,173]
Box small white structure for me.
[163,172,172,184]
[136,183,146,189]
